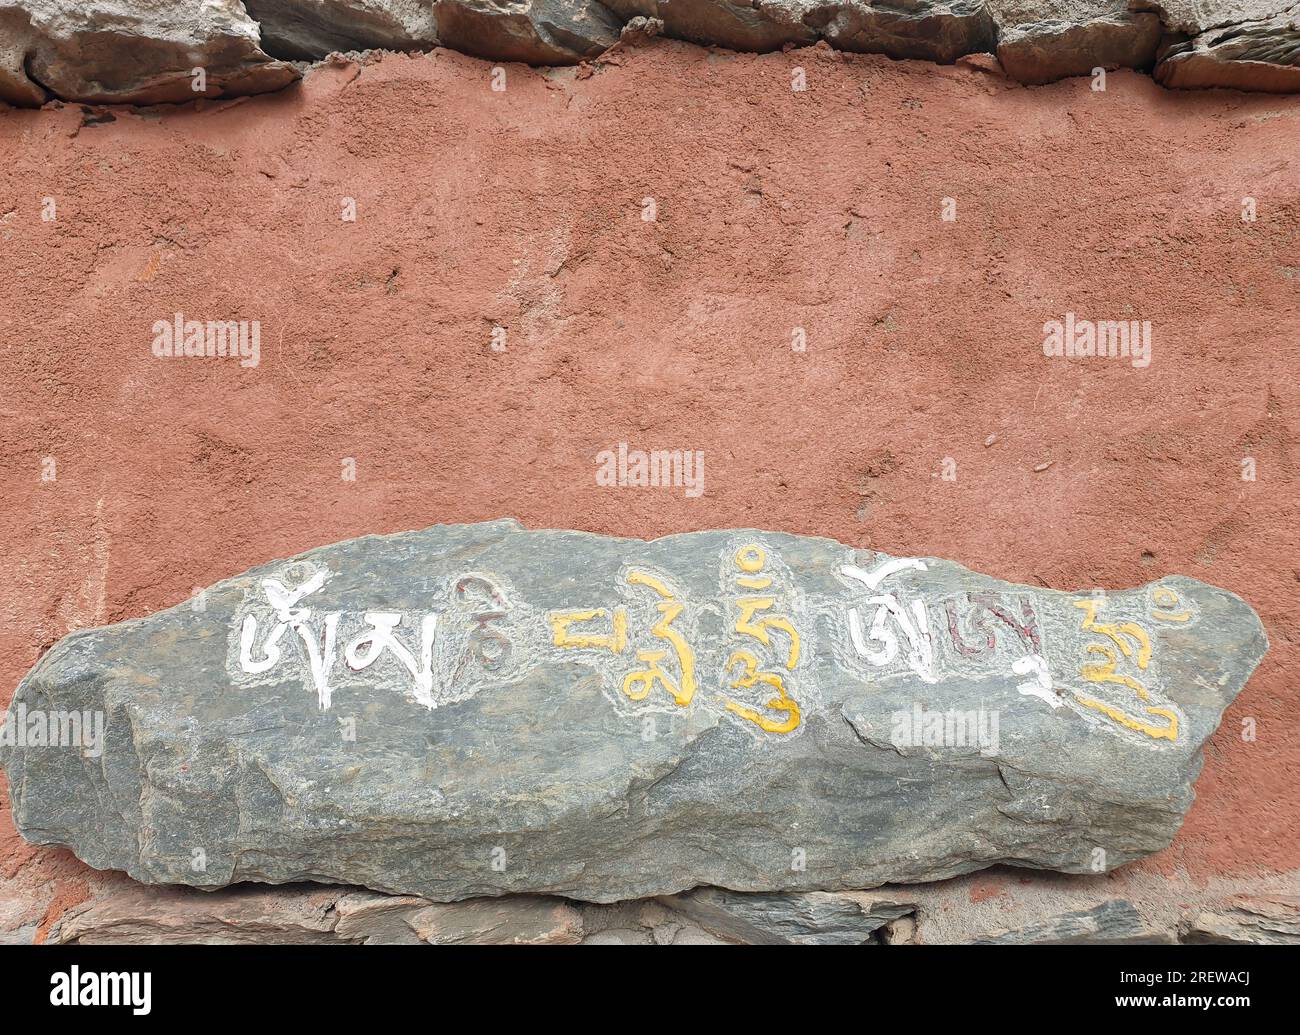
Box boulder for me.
[242,0,439,60]
[432,0,623,64]
[810,1,998,64]
[0,520,1267,903]
[0,0,299,107]
[1148,2,1300,91]
[991,1,1161,84]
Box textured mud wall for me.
[1,39,1298,941]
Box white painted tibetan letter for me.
[345,612,440,708]
[238,572,341,710]
[842,559,937,683]
[1013,653,1060,710]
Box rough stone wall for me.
[1,0,1299,104]
[1,39,1298,942]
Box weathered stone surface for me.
[1136,0,1282,34]
[407,895,583,943]
[1,0,1298,98]
[433,0,623,64]
[42,879,592,944]
[582,926,654,943]
[880,913,917,943]
[1151,2,1300,91]
[52,884,342,944]
[0,886,43,945]
[601,0,816,51]
[603,1,996,62]
[1181,894,1300,943]
[811,0,998,64]
[991,1,1161,83]
[332,889,431,943]
[971,899,1172,943]
[0,0,299,107]
[243,1,439,60]
[0,6,46,106]
[575,897,731,942]
[664,886,916,944]
[29,871,1299,944]
[0,520,1266,903]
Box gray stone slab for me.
[664,886,916,943]
[1181,895,1300,944]
[1153,3,1300,92]
[0,520,1266,903]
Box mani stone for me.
[0,519,1266,903]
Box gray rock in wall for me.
[47,880,586,943]
[1136,0,1283,33]
[600,0,816,51]
[0,0,300,106]
[332,890,431,943]
[406,895,584,943]
[1151,2,1300,92]
[810,1,998,64]
[1181,895,1300,943]
[0,520,1266,903]
[243,0,439,60]
[0,5,46,106]
[991,1,1161,84]
[663,886,917,943]
[243,0,625,65]
[52,883,344,944]
[433,0,624,64]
